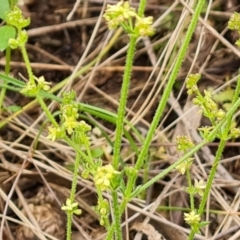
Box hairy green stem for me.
[69,152,81,202]
[106,88,240,239]
[188,139,226,239]
[20,45,34,84]
[188,76,240,239]
[112,35,137,169]
[36,95,58,127]
[107,30,141,236]
[65,153,81,240]
[199,140,225,217]
[138,0,147,17]
[124,0,206,200]
[105,222,115,240]
[66,213,72,240]
[64,137,95,168]
[112,190,123,240]
[186,168,194,210]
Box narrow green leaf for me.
[91,148,104,158]
[0,26,16,51]
[6,105,22,112]
[0,0,10,20]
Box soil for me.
[1,1,240,240]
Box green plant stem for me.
[66,212,72,240]
[112,35,137,170]
[186,168,194,210]
[105,222,115,240]
[65,153,81,240]
[232,74,240,104]
[124,0,206,201]
[0,29,122,129]
[112,190,122,240]
[108,34,139,222]
[138,0,147,17]
[188,139,226,240]
[105,89,240,239]
[37,94,94,169]
[36,95,58,127]
[65,137,95,168]
[38,90,93,172]
[188,76,240,239]
[69,152,81,202]
[199,140,225,217]
[20,46,34,84]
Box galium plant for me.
[2,0,240,240]
[181,71,240,239]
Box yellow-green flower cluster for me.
[5,6,30,29]
[47,126,63,141]
[230,127,240,138]
[104,1,136,29]
[63,115,78,135]
[47,91,92,142]
[61,198,82,215]
[96,199,109,226]
[198,126,214,141]
[35,76,51,91]
[194,179,206,196]
[175,157,193,175]
[186,73,201,95]
[61,99,83,135]
[184,210,201,225]
[194,89,226,124]
[20,76,51,96]
[5,6,30,49]
[188,76,226,125]
[176,135,195,152]
[8,29,28,49]
[135,16,155,36]
[175,136,195,174]
[103,1,155,37]
[94,164,120,191]
[20,82,37,96]
[228,12,240,32]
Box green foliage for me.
[5,104,22,112]
[183,72,240,238]
[90,148,104,158]
[0,26,16,51]
[0,0,10,20]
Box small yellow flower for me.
[135,16,155,36]
[20,82,37,96]
[47,126,63,141]
[215,109,225,120]
[231,128,240,138]
[35,76,51,91]
[175,158,193,175]
[61,104,79,119]
[176,135,195,151]
[184,210,201,225]
[94,164,120,191]
[63,116,78,135]
[61,198,82,215]
[194,179,206,196]
[186,73,201,95]
[103,1,136,29]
